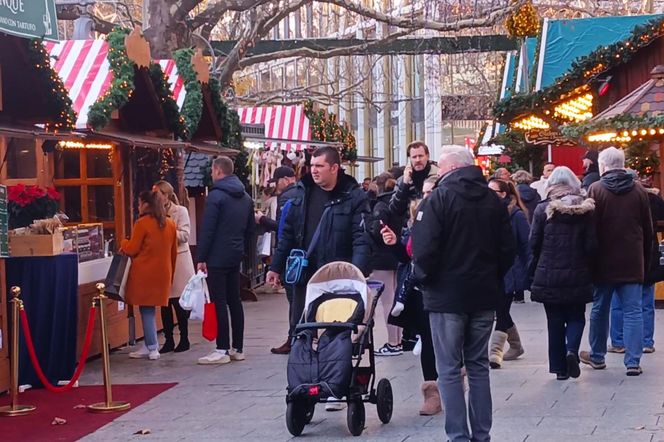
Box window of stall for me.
[0,136,50,186]
[53,143,116,240]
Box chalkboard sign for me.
[0,185,8,257]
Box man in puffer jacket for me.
[580,147,653,376]
[389,141,439,218]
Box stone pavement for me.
[78,290,664,442]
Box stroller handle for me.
[366,280,385,296]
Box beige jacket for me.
[168,204,191,254]
[168,204,195,298]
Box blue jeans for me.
[589,283,643,368]
[430,310,494,442]
[543,303,585,374]
[610,284,655,349]
[139,306,158,351]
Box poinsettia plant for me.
[8,185,60,229]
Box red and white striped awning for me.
[45,39,112,129]
[157,60,186,110]
[237,105,311,151]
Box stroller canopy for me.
[305,262,368,322]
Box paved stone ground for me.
[78,289,664,442]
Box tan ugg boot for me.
[489,331,508,369]
[503,325,525,361]
[419,381,442,416]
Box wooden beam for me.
[211,35,517,57]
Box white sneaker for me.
[148,350,160,360]
[198,350,231,365]
[230,349,245,361]
[325,397,346,411]
[129,345,150,359]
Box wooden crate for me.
[9,231,64,257]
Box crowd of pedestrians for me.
[118,141,663,442]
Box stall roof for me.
[158,59,186,110]
[87,130,188,150]
[184,152,210,188]
[593,66,664,121]
[238,105,311,151]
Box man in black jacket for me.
[267,146,371,337]
[389,141,440,218]
[197,156,255,365]
[254,166,299,354]
[411,146,516,442]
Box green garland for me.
[173,48,203,140]
[493,16,664,123]
[148,63,187,139]
[304,100,357,162]
[28,39,76,131]
[88,27,134,130]
[626,140,659,177]
[561,113,664,140]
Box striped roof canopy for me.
[237,105,311,151]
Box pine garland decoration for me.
[494,16,664,123]
[304,100,357,162]
[28,38,76,131]
[173,48,203,140]
[561,114,664,140]
[148,63,187,139]
[88,27,134,130]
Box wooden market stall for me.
[0,32,78,392]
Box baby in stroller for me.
[285,261,393,437]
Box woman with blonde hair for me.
[122,190,177,360]
[153,181,195,353]
[487,178,531,368]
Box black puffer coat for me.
[529,192,597,304]
[367,191,401,271]
[644,189,664,285]
[270,172,372,279]
[517,183,540,223]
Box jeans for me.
[590,283,643,368]
[139,306,158,351]
[207,267,244,352]
[543,303,585,374]
[430,310,494,442]
[495,293,514,332]
[610,284,655,349]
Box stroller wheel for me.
[376,378,393,424]
[347,400,365,436]
[286,401,307,436]
[304,402,315,424]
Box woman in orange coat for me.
[121,190,177,360]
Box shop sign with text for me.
[0,0,58,41]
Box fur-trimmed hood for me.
[546,195,595,220]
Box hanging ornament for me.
[505,1,540,38]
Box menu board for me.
[0,186,8,258]
[61,223,104,262]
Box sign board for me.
[0,185,8,257]
[525,130,577,146]
[0,0,58,41]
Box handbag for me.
[201,284,217,341]
[104,254,131,301]
[284,207,330,285]
[257,232,272,257]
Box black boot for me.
[173,299,190,353]
[160,305,175,353]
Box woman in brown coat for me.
[121,190,177,361]
[154,181,195,353]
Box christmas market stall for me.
[43,27,195,359]
[0,6,79,390]
[492,14,663,175]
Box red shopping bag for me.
[202,302,217,341]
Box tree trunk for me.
[144,0,191,59]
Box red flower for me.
[46,187,60,201]
[8,184,25,203]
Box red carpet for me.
[0,383,176,441]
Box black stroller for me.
[285,261,393,437]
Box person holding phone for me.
[389,141,439,219]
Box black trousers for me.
[207,267,244,351]
[495,293,514,332]
[419,311,438,382]
[285,284,295,337]
[290,285,307,336]
[160,298,190,340]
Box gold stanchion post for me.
[0,286,36,416]
[88,283,130,413]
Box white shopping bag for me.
[257,232,272,257]
[179,271,208,320]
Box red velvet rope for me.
[19,305,97,393]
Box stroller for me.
[285,262,393,437]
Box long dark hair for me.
[489,178,528,216]
[139,190,167,229]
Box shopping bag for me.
[104,254,131,301]
[179,271,207,313]
[256,232,272,257]
[202,301,217,341]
